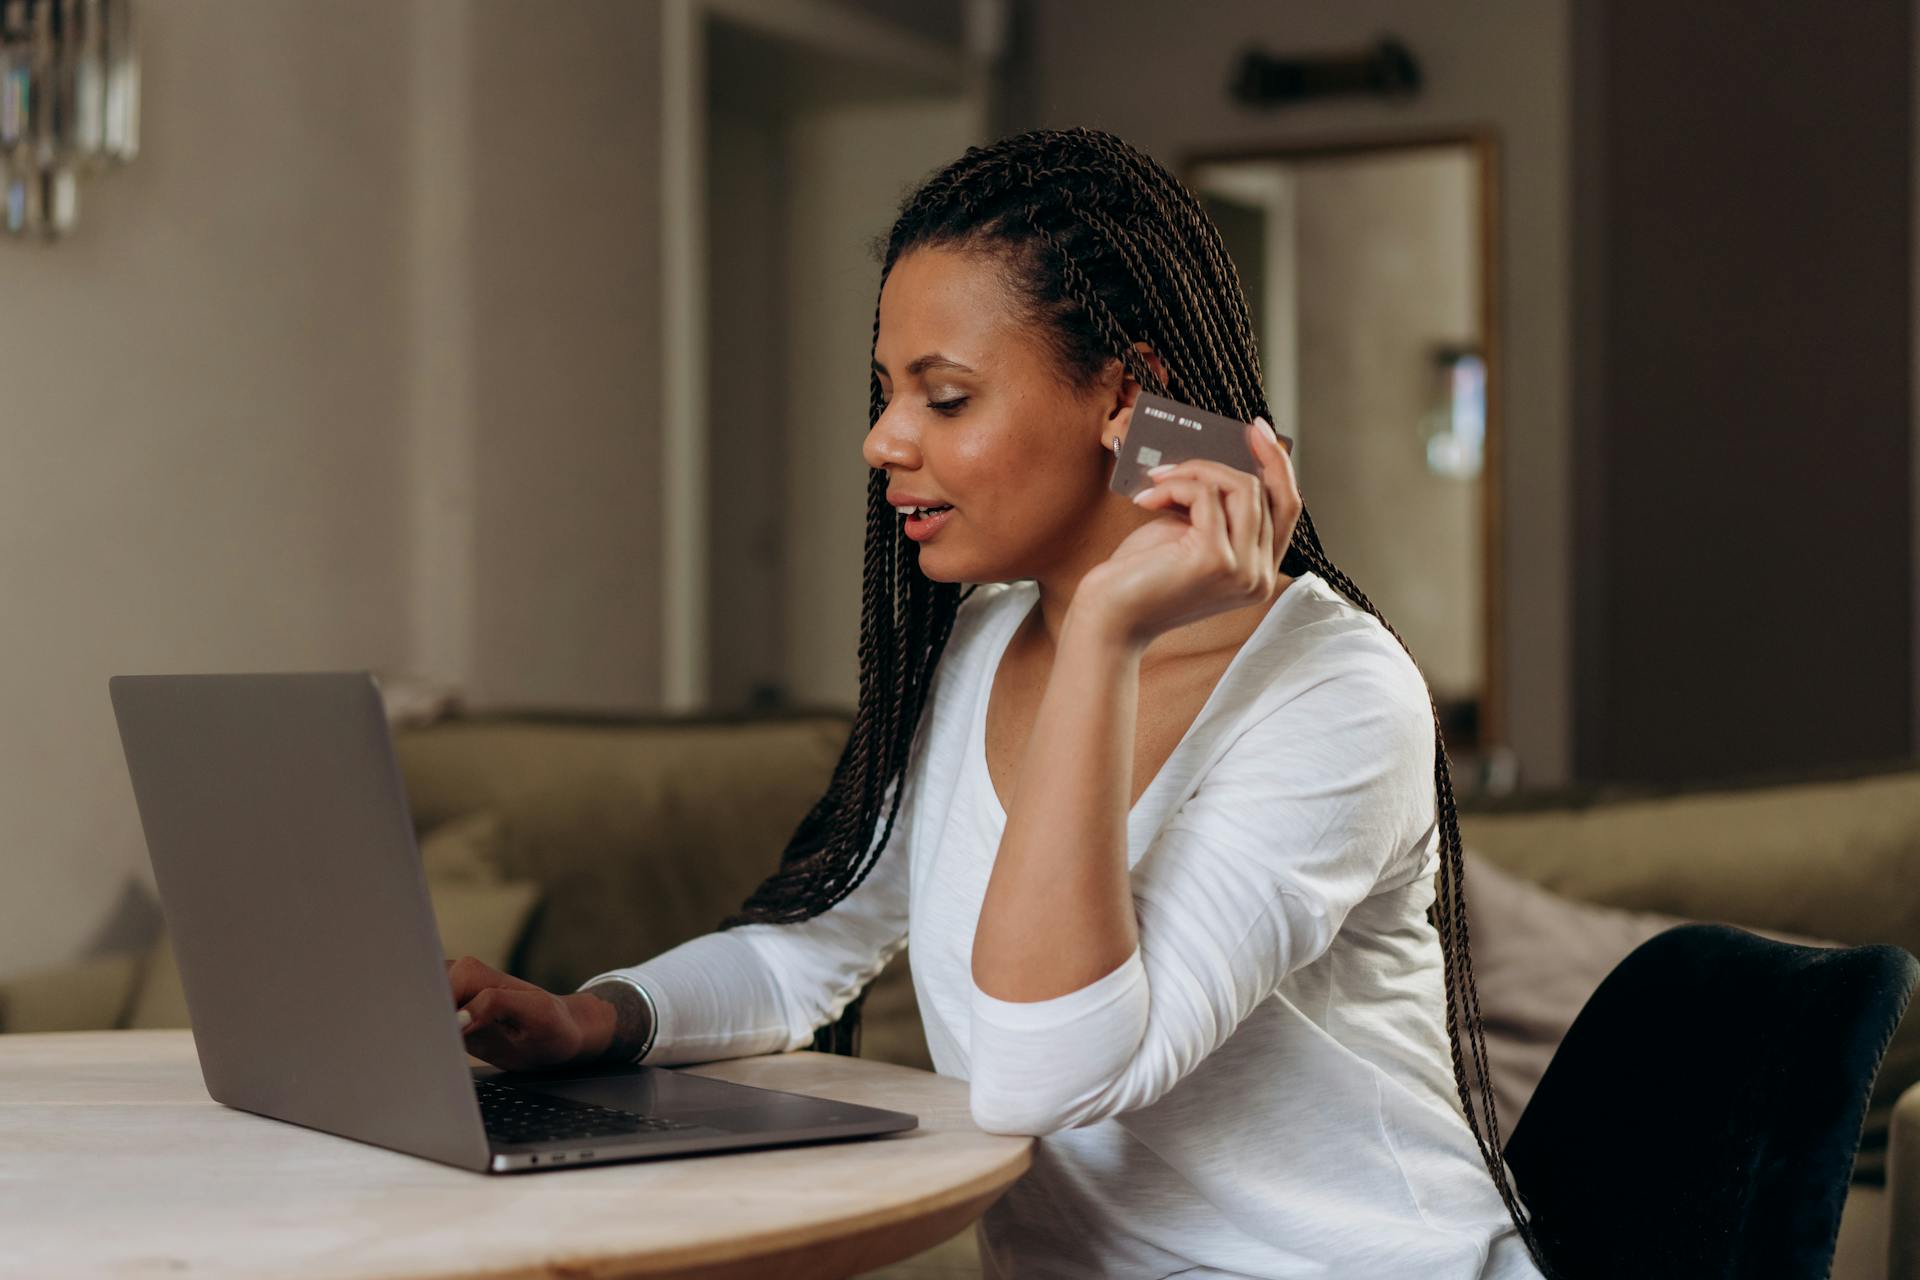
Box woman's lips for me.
[902,506,955,541]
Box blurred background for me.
[3,3,1918,1271]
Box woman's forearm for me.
[971,599,1145,1002]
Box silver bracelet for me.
[580,976,659,1064]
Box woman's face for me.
[864,245,1134,584]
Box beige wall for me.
[457,1,663,714]
[1014,0,1573,785]
[779,97,986,708]
[706,102,792,710]
[0,0,663,976]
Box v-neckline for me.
[970,573,1316,824]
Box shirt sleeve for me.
[965,645,1437,1135]
[576,770,915,1067]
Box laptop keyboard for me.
[474,1078,704,1145]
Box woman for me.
[450,126,1552,1279]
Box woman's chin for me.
[915,553,960,583]
[910,543,975,584]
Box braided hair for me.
[717,126,1553,1276]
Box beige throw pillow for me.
[418,809,542,970]
[418,810,511,884]
[0,950,145,1034]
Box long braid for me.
[720,126,1557,1277]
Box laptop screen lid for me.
[108,671,493,1172]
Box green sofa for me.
[5,707,1914,1279]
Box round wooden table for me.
[0,1030,1032,1278]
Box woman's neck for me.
[1021,569,1298,669]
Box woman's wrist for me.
[570,982,656,1065]
[1063,587,1151,663]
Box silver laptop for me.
[107,670,917,1174]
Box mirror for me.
[1186,136,1504,780]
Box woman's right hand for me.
[445,955,613,1072]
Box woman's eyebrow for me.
[871,354,975,377]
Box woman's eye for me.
[875,387,966,415]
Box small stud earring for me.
[1107,436,1121,458]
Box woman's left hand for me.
[1080,415,1301,649]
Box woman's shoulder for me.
[1229,575,1439,842]
[1252,571,1433,722]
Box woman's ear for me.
[1106,341,1168,435]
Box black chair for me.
[1502,922,1918,1279]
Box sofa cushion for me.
[418,809,512,883]
[427,880,544,973]
[1455,766,1920,947]
[0,950,145,1034]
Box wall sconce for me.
[1229,36,1421,110]
[1422,344,1484,480]
[1,0,139,240]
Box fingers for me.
[448,956,559,1024]
[459,986,526,1066]
[459,985,558,1040]
[458,985,521,1037]
[1245,417,1302,527]
[458,985,583,1072]
[1253,461,1274,568]
[447,954,490,1006]
[446,954,534,1012]
[1134,461,1274,591]
[1133,470,1235,569]
[446,956,581,1071]
[1214,467,1268,583]
[1233,466,1274,589]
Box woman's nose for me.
[862,410,917,471]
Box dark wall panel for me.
[1574,0,1913,782]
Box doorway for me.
[681,3,989,712]
[1187,135,1508,789]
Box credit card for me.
[1108,391,1294,500]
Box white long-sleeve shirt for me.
[579,571,1543,1279]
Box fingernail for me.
[1131,487,1155,504]
[1146,463,1175,476]
[1256,416,1279,445]
[456,1008,472,1028]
